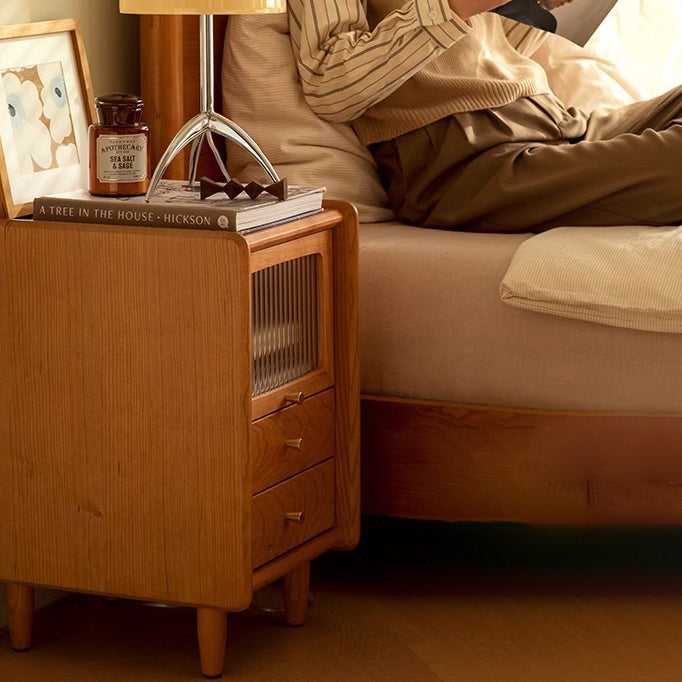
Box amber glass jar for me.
[89,93,150,196]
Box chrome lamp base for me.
[146,14,279,201]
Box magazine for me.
[493,0,619,46]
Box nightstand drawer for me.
[252,459,335,568]
[251,388,335,493]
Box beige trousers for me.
[370,87,682,232]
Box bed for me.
[140,2,682,526]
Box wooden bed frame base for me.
[142,15,682,528]
[361,396,682,525]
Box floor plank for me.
[5,520,682,681]
[88,659,170,682]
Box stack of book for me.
[33,179,326,233]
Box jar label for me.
[96,134,147,183]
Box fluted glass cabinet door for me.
[250,230,334,420]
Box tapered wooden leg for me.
[282,561,310,626]
[196,607,227,679]
[6,583,34,652]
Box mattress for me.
[359,221,682,412]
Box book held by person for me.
[493,0,619,46]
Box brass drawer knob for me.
[283,391,304,405]
[285,511,305,524]
[285,438,303,450]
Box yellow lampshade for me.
[120,0,285,14]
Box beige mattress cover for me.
[359,222,682,413]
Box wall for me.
[0,0,138,631]
[0,1,30,25]
[0,0,139,94]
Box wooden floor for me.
[5,518,682,681]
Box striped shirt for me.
[287,0,553,145]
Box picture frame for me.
[0,19,96,218]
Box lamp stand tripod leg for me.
[205,131,231,183]
[146,114,206,199]
[188,134,204,186]
[187,132,231,186]
[146,114,278,200]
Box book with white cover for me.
[551,0,619,46]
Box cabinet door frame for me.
[250,229,334,421]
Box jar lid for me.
[95,93,144,126]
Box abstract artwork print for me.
[2,62,79,176]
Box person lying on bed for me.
[286,0,682,233]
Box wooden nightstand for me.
[0,201,360,678]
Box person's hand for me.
[447,0,510,20]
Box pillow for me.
[499,225,682,333]
[586,0,682,102]
[537,0,682,109]
[221,15,394,223]
[531,32,638,112]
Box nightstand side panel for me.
[2,222,253,610]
